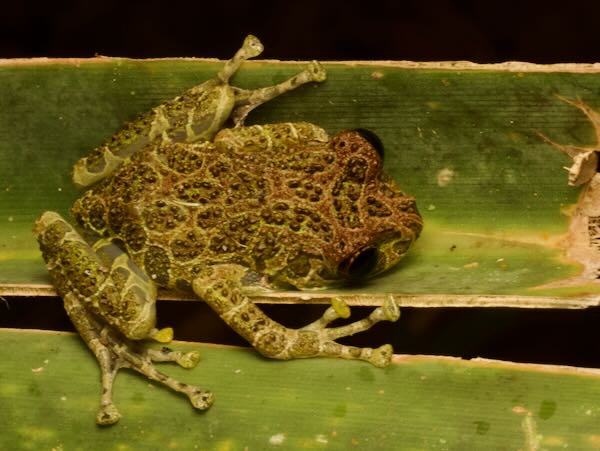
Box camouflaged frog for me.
[34,35,423,425]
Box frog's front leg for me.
[34,212,212,425]
[231,60,327,126]
[192,266,399,367]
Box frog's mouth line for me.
[267,250,377,291]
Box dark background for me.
[2,0,600,367]
[2,0,600,63]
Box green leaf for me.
[1,58,600,307]
[1,329,599,449]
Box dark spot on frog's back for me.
[143,245,171,286]
[160,142,204,174]
[122,222,147,252]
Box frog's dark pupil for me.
[340,247,378,279]
[352,128,384,160]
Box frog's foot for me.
[231,60,327,126]
[293,296,400,367]
[193,273,399,368]
[64,293,213,425]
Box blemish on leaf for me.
[538,400,557,420]
[333,402,347,418]
[473,420,490,435]
[269,433,286,446]
[357,366,375,382]
[315,434,328,444]
[436,168,455,187]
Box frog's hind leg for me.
[64,293,212,425]
[231,60,327,126]
[192,268,399,368]
[34,212,212,425]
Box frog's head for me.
[267,129,423,289]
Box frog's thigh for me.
[35,211,162,340]
[192,268,399,368]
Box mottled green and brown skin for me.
[34,35,422,425]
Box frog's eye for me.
[352,128,384,161]
[339,247,379,279]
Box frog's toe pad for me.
[331,298,351,319]
[177,351,201,369]
[308,61,327,82]
[96,404,121,426]
[150,327,174,343]
[190,390,215,410]
[368,344,394,368]
[382,296,401,322]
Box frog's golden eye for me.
[352,128,384,161]
[339,247,379,279]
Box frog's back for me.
[73,121,421,291]
[71,122,342,288]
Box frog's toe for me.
[380,295,401,322]
[189,389,215,410]
[96,403,121,426]
[307,60,327,82]
[149,327,174,343]
[368,344,394,368]
[242,35,264,58]
[177,351,201,369]
[331,297,351,319]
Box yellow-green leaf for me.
[1,329,599,450]
[1,59,600,307]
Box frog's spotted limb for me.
[72,34,326,189]
[64,292,211,425]
[217,35,264,82]
[34,212,212,425]
[230,60,326,126]
[193,270,400,368]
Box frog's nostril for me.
[352,128,384,161]
[339,247,379,279]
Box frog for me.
[33,35,423,425]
